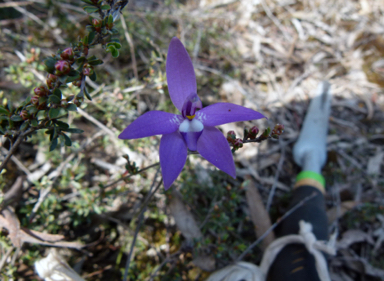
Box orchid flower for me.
[119,37,265,189]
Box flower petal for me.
[197,126,236,178]
[196,103,266,127]
[118,111,182,139]
[180,131,203,151]
[166,37,197,112]
[160,131,188,189]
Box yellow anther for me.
[186,115,195,120]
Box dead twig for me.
[0,147,31,176]
[0,247,14,273]
[120,14,139,80]
[3,0,47,29]
[0,123,45,174]
[260,0,291,41]
[0,1,33,8]
[104,162,160,190]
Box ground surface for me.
[0,0,384,280]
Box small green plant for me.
[0,0,128,176]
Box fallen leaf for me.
[169,189,215,271]
[327,201,358,224]
[35,249,85,281]
[2,176,24,208]
[22,228,64,242]
[337,229,374,249]
[366,151,384,176]
[169,190,202,240]
[339,249,384,278]
[193,255,216,272]
[0,208,83,249]
[0,207,22,247]
[244,177,275,250]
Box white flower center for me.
[179,119,204,133]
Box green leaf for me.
[106,45,119,58]
[107,42,122,49]
[44,57,56,74]
[111,48,119,58]
[88,31,96,44]
[84,87,92,101]
[68,69,80,77]
[80,0,94,5]
[83,6,99,14]
[58,75,68,83]
[49,108,60,119]
[86,25,94,32]
[76,57,86,64]
[77,90,84,98]
[107,42,121,49]
[89,70,97,81]
[66,74,80,83]
[108,14,113,25]
[52,88,62,99]
[110,28,119,34]
[53,127,59,139]
[100,4,110,10]
[62,133,72,146]
[59,134,65,143]
[66,104,77,111]
[39,96,47,104]
[88,58,103,66]
[56,121,69,129]
[50,138,58,151]
[20,121,29,131]
[26,105,38,114]
[20,96,31,107]
[31,119,38,127]
[45,129,54,135]
[0,106,9,115]
[49,95,61,104]
[83,35,89,45]
[63,128,84,134]
[11,115,23,122]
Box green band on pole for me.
[296,171,325,187]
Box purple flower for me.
[119,37,265,189]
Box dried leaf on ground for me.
[169,189,202,240]
[327,201,358,224]
[0,208,83,249]
[169,189,215,271]
[2,176,24,208]
[337,229,374,249]
[35,249,85,281]
[244,177,275,250]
